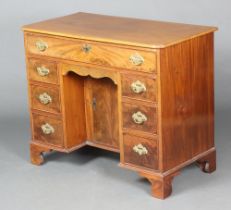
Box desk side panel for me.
[159,33,215,171]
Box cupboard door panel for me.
[85,77,119,149]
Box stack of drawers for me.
[121,72,158,170]
[27,57,64,148]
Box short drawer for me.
[32,113,64,147]
[30,84,61,113]
[122,102,157,134]
[123,133,158,170]
[122,74,157,102]
[28,58,59,84]
[25,34,157,73]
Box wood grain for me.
[139,171,179,199]
[122,100,157,134]
[121,73,157,102]
[28,58,59,84]
[60,71,87,149]
[159,33,215,171]
[30,84,61,113]
[123,133,158,170]
[25,33,157,73]
[61,63,119,85]
[22,12,217,48]
[32,112,64,147]
[23,13,217,199]
[84,77,119,149]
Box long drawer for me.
[25,33,157,73]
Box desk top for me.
[23,12,217,48]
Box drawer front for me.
[122,74,157,102]
[123,133,158,170]
[26,34,157,73]
[122,102,157,134]
[28,58,58,84]
[32,113,64,147]
[30,85,61,113]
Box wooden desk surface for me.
[23,12,217,48]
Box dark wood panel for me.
[30,84,61,113]
[122,74,157,102]
[160,33,215,171]
[32,113,64,147]
[84,77,119,149]
[123,133,158,170]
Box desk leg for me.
[30,143,52,165]
[197,150,216,173]
[139,171,179,199]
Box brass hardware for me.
[132,111,147,124]
[36,66,50,76]
[38,92,52,105]
[82,44,92,53]
[131,80,146,93]
[129,53,144,66]
[35,40,48,52]
[133,144,148,155]
[41,123,54,135]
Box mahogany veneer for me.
[23,12,217,199]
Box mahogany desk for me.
[22,12,217,199]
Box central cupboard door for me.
[84,77,119,149]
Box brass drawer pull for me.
[82,44,92,53]
[131,80,146,93]
[38,92,52,105]
[133,144,148,155]
[132,111,147,124]
[41,123,54,135]
[36,40,48,52]
[129,53,144,66]
[36,66,50,76]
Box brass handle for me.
[38,92,52,105]
[131,80,146,94]
[133,144,148,155]
[129,53,144,66]
[36,40,48,52]
[41,123,54,135]
[132,111,147,124]
[82,44,92,53]
[36,66,50,76]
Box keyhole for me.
[92,97,96,110]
